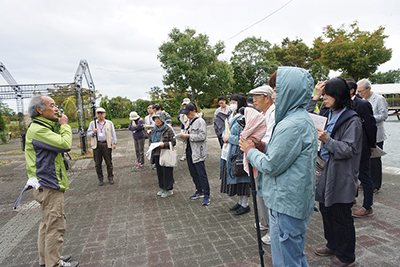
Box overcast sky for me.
[1,0,399,112]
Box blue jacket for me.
[220,113,250,184]
[246,67,318,220]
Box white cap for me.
[182,98,190,105]
[129,111,140,120]
[248,85,274,96]
[96,107,106,113]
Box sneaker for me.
[138,163,144,168]
[161,190,173,198]
[373,188,380,194]
[108,179,114,185]
[202,195,210,206]
[352,207,373,218]
[261,233,271,245]
[98,180,104,186]
[157,189,165,196]
[180,156,186,161]
[253,222,268,231]
[152,165,157,170]
[60,260,79,267]
[234,205,250,215]
[189,191,204,200]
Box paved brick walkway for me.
[1,127,400,266]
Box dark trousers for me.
[134,138,145,164]
[186,148,210,196]
[319,202,355,263]
[94,142,113,181]
[154,155,174,190]
[217,135,224,148]
[358,159,374,210]
[370,141,383,190]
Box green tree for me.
[231,37,279,93]
[158,27,232,107]
[370,69,400,84]
[63,96,77,121]
[148,86,163,101]
[272,37,329,82]
[0,111,5,132]
[319,22,392,81]
[100,96,133,119]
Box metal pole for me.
[249,163,265,267]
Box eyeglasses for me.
[253,95,266,101]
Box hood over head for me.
[275,67,314,124]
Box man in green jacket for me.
[25,96,78,267]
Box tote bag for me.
[159,142,177,167]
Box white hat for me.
[182,98,190,105]
[248,85,274,96]
[129,111,140,120]
[96,107,106,113]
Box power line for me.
[95,0,294,74]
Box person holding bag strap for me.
[150,111,176,198]
[180,103,211,206]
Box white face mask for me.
[230,103,237,112]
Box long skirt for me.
[220,159,250,197]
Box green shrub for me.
[0,131,8,144]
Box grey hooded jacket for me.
[184,114,208,164]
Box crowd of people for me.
[22,65,389,267]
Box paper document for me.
[308,113,327,151]
[370,146,386,158]
[146,142,163,160]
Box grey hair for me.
[28,96,46,118]
[357,78,371,89]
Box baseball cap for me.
[182,98,190,105]
[181,103,196,115]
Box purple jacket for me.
[129,118,145,139]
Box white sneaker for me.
[261,233,271,245]
[157,189,165,196]
[161,190,173,198]
[253,222,268,231]
[180,156,186,161]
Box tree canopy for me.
[158,27,234,107]
[230,37,279,93]
[319,22,392,81]
[370,69,400,84]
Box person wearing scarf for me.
[150,111,176,198]
[314,77,362,267]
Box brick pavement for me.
[1,127,400,266]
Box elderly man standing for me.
[87,107,117,186]
[247,85,275,245]
[25,96,78,267]
[357,79,388,193]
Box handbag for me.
[159,142,177,167]
[229,146,247,178]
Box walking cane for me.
[248,163,265,267]
[91,104,98,142]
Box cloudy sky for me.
[1,0,399,112]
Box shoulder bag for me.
[159,142,177,167]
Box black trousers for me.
[370,141,383,190]
[154,155,174,190]
[93,142,114,181]
[186,147,210,196]
[319,202,355,263]
[358,159,374,210]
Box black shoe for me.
[229,203,241,211]
[109,179,114,185]
[39,255,72,267]
[234,206,250,215]
[60,254,71,262]
[98,180,104,186]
